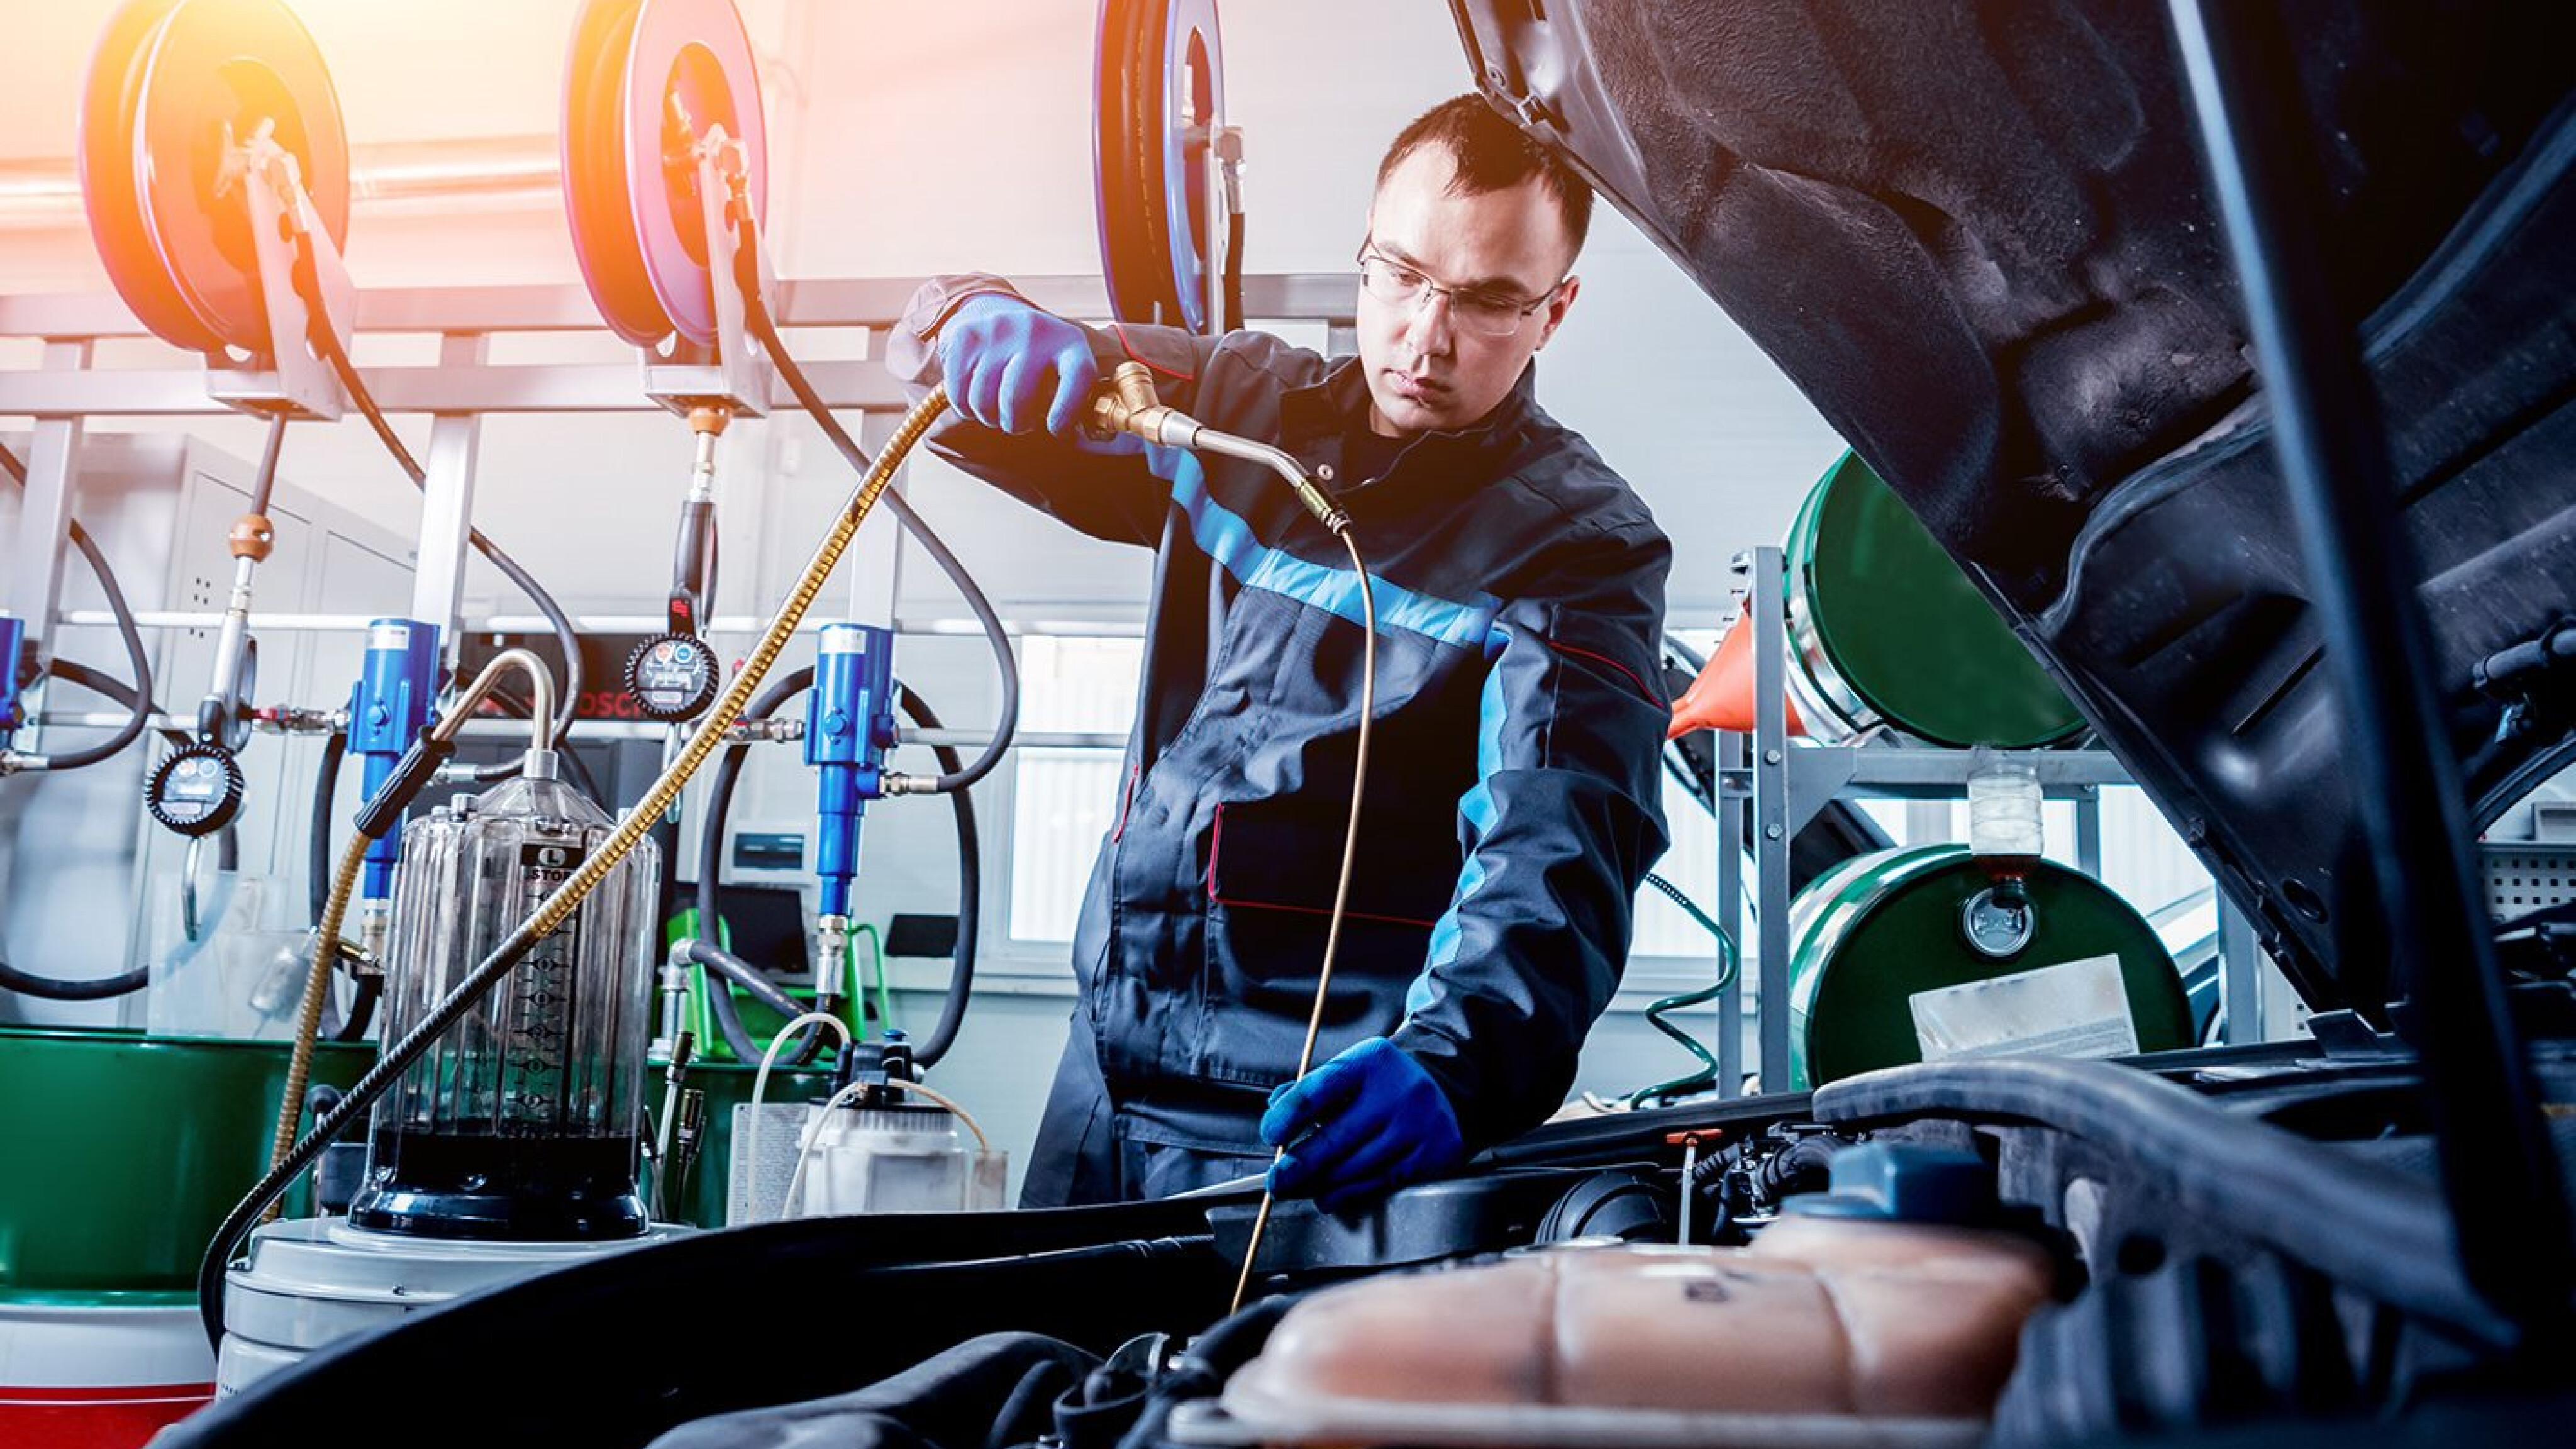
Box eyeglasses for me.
[1355,247,1564,338]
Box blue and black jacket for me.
[891,275,1671,1157]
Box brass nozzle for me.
[1084,362,1188,446]
[688,405,733,438]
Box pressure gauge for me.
[146,741,245,838]
[625,633,720,722]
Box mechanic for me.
[889,95,1671,1209]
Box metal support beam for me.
[1748,546,1792,1093]
[0,274,1355,345]
[841,411,907,630]
[1715,727,1746,1098]
[409,334,489,675]
[2074,786,2104,877]
[2218,891,2262,1045]
[6,341,92,686]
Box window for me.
[1008,636,1144,943]
[1008,630,1726,963]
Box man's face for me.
[1356,146,1580,438]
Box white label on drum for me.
[1909,953,2140,1063]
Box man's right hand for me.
[936,293,1102,438]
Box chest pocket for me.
[1196,796,1463,1087]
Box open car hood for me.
[1449,0,2576,1016]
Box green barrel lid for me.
[1785,845,2190,1089]
[1786,452,2085,748]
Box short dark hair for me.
[1375,94,1594,260]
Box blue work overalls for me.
[891,277,1672,1204]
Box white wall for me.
[1,1,1852,1187]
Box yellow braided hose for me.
[262,832,368,1219]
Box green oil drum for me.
[648,1057,835,1229]
[1786,845,2190,1089]
[0,1026,374,1300]
[1785,451,2085,748]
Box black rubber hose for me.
[331,975,380,1043]
[0,955,151,1001]
[1811,1057,2503,1341]
[734,225,1018,794]
[308,728,347,928]
[1,658,213,1000]
[694,667,823,1066]
[291,235,584,765]
[40,659,189,752]
[1,441,155,770]
[895,686,977,1069]
[694,667,814,941]
[682,936,808,1065]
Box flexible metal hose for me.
[264,831,365,1223]
[196,387,948,1350]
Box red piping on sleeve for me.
[1549,640,1662,708]
[1109,321,1197,382]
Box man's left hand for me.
[1260,1037,1466,1212]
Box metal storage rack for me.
[1702,545,2263,1096]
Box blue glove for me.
[1260,1036,1466,1213]
[936,292,1101,438]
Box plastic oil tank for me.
[1785,451,2085,748]
[347,764,659,1241]
[0,1025,370,1444]
[1786,845,2191,1089]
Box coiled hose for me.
[1625,872,1740,1108]
[736,215,1016,794]
[689,672,983,1069]
[196,384,952,1348]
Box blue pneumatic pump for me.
[345,618,441,957]
[0,613,25,753]
[804,622,897,990]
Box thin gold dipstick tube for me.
[1230,525,1378,1313]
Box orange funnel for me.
[1668,614,1804,738]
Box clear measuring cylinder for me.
[348,761,660,1240]
[1965,747,2045,882]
